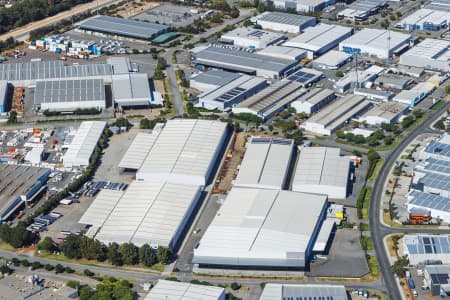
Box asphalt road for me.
[0,0,120,41]
[370,101,450,300]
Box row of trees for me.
[39,235,172,267]
[0,0,94,35]
[153,57,167,80]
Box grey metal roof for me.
[409,190,450,212]
[257,11,316,26]
[294,87,335,105]
[79,15,169,40]
[146,280,225,300]
[0,61,112,82]
[260,284,348,300]
[33,79,105,105]
[107,57,131,74]
[191,69,240,87]
[234,137,294,189]
[112,73,151,106]
[192,46,296,74]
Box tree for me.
[38,237,57,252]
[7,110,17,124]
[384,135,394,145]
[55,264,64,274]
[445,85,450,94]
[31,261,42,270]
[353,134,366,144]
[0,223,11,244]
[119,243,139,265]
[230,6,240,18]
[401,115,415,129]
[336,130,345,139]
[107,242,123,266]
[157,246,171,264]
[9,223,32,248]
[366,135,379,146]
[390,255,409,277]
[61,235,81,259]
[0,265,12,275]
[335,70,344,78]
[230,282,241,290]
[367,149,380,162]
[80,236,105,261]
[84,269,94,277]
[139,244,157,267]
[44,264,54,271]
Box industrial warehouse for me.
[63,121,106,168]
[283,23,353,59]
[33,79,106,112]
[233,137,294,190]
[339,28,412,59]
[358,102,408,125]
[292,147,351,199]
[0,164,50,221]
[260,284,349,300]
[301,94,372,135]
[193,188,328,269]
[337,0,387,21]
[393,82,435,107]
[77,15,170,41]
[112,73,154,108]
[257,46,307,61]
[81,119,229,250]
[403,234,450,265]
[194,71,267,111]
[232,79,305,120]
[290,88,336,115]
[220,27,286,49]
[252,11,316,33]
[396,8,450,31]
[191,46,298,79]
[312,50,352,70]
[271,0,335,13]
[145,280,226,300]
[399,38,450,72]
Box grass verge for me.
[430,99,446,111]
[366,255,380,278]
[360,236,373,251]
[359,223,370,231]
[368,158,384,182]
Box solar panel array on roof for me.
[419,172,450,191]
[34,79,105,106]
[424,158,450,174]
[409,190,450,213]
[405,235,450,255]
[288,70,316,83]
[0,61,112,82]
[425,140,450,158]
[79,15,169,40]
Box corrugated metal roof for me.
[94,181,201,247]
[118,132,159,170]
[193,188,327,266]
[145,280,225,300]
[256,11,315,26]
[63,121,106,168]
[79,189,124,227]
[234,137,294,189]
[136,119,227,185]
[260,284,348,300]
[191,69,240,87]
[79,15,168,40]
[293,147,350,190]
[112,73,151,106]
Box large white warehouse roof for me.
[339,28,412,59]
[292,147,350,199]
[84,180,201,248]
[193,188,327,268]
[283,24,353,53]
[234,137,294,190]
[260,283,348,300]
[63,121,106,168]
[145,279,226,300]
[112,73,151,107]
[136,119,228,186]
[118,132,159,170]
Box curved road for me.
[370,102,450,300]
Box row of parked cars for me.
[26,212,63,232]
